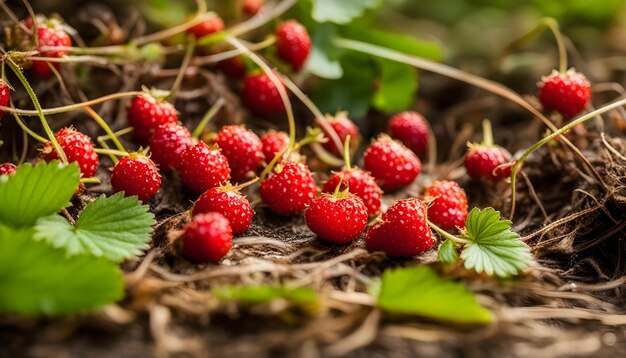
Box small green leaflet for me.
[460,208,533,278]
[311,0,378,24]
[376,266,492,324]
[437,239,459,264]
[0,161,79,228]
[34,193,155,262]
[372,59,418,112]
[306,23,343,79]
[0,226,123,316]
[213,284,320,312]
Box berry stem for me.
[0,91,143,116]
[232,177,259,189]
[192,97,225,139]
[94,148,130,157]
[6,59,67,163]
[84,107,126,152]
[80,177,101,184]
[343,135,352,171]
[482,119,494,147]
[169,36,196,99]
[192,37,275,66]
[542,18,568,74]
[9,100,48,143]
[427,219,468,245]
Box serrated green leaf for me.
[213,285,319,312]
[306,23,343,79]
[461,208,533,278]
[376,266,492,324]
[437,239,459,264]
[0,225,123,316]
[312,0,378,24]
[0,161,80,228]
[372,59,418,112]
[34,193,155,262]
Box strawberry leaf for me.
[437,239,459,264]
[372,59,418,112]
[376,266,492,324]
[460,208,533,278]
[0,161,80,228]
[0,225,123,316]
[311,0,378,24]
[306,23,343,79]
[34,193,155,262]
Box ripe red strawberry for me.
[182,212,233,262]
[193,184,254,235]
[321,112,359,156]
[365,198,435,257]
[23,17,71,77]
[0,163,17,176]
[111,154,161,201]
[149,123,192,170]
[425,180,468,230]
[305,192,368,244]
[388,111,429,155]
[0,80,10,119]
[127,93,178,143]
[243,0,264,15]
[42,127,99,178]
[177,142,230,193]
[275,20,311,71]
[213,125,263,182]
[259,161,316,215]
[186,16,224,38]
[538,69,591,118]
[218,56,247,79]
[363,135,421,191]
[242,73,286,117]
[464,145,511,181]
[322,168,382,216]
[261,130,289,163]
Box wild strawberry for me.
[193,184,254,235]
[213,125,263,182]
[177,142,230,193]
[181,212,232,262]
[261,130,289,163]
[464,120,511,182]
[388,111,429,155]
[259,161,316,215]
[110,154,161,201]
[538,69,591,118]
[23,17,72,77]
[305,191,368,244]
[322,168,382,216]
[218,56,246,79]
[242,73,286,117]
[425,180,468,230]
[321,112,359,156]
[42,127,99,178]
[127,93,178,143]
[275,20,311,71]
[363,135,421,191]
[365,198,435,257]
[186,16,224,38]
[149,123,192,170]
[0,163,17,176]
[243,0,264,16]
[0,80,10,119]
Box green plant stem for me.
[169,37,196,99]
[7,59,67,163]
[192,37,275,66]
[427,219,468,245]
[80,177,101,184]
[482,119,494,147]
[84,107,126,152]
[10,100,48,143]
[542,18,568,74]
[94,148,130,157]
[0,91,143,116]
[192,97,225,139]
[343,135,352,170]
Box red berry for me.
[275,20,311,71]
[305,193,368,244]
[111,154,161,201]
[0,163,17,176]
[186,16,224,38]
[218,56,246,79]
[365,198,435,257]
[538,69,591,118]
[261,130,289,163]
[242,73,286,117]
[193,185,254,235]
[425,180,468,230]
[389,111,429,155]
[24,17,71,77]
[363,136,421,191]
[177,142,230,193]
[0,80,10,120]
[42,127,99,178]
[213,125,263,182]
[243,0,264,15]
[259,161,316,215]
[127,94,178,143]
[464,145,511,181]
[321,113,359,156]
[182,212,232,262]
[322,168,382,216]
[149,123,192,170]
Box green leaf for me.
[372,59,418,112]
[34,193,155,262]
[376,266,492,324]
[437,239,459,264]
[306,23,343,79]
[0,161,80,228]
[461,208,533,278]
[312,0,378,24]
[342,26,442,61]
[213,284,319,312]
[0,225,123,316]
